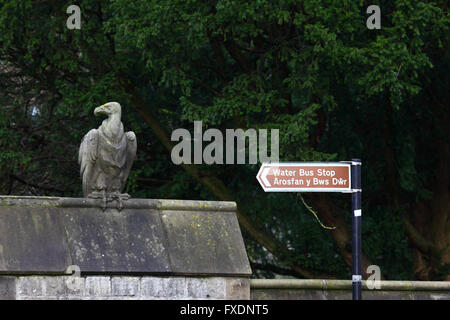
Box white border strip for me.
[352,275,362,282]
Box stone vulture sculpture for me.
[78,102,137,210]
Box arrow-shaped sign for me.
[260,167,272,187]
[256,160,363,300]
[256,162,351,192]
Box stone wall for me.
[2,196,448,301]
[3,276,449,300]
[0,196,251,276]
[250,279,450,300]
[0,196,252,300]
[1,276,249,300]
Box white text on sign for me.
[257,163,351,192]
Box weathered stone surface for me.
[361,290,413,300]
[42,276,67,296]
[85,276,111,296]
[79,102,137,205]
[62,208,171,273]
[111,277,140,296]
[251,289,326,300]
[250,279,450,300]
[140,277,187,299]
[0,277,16,300]
[226,278,250,300]
[0,196,251,276]
[17,277,45,297]
[10,275,241,300]
[186,277,226,299]
[161,210,252,276]
[250,288,450,300]
[411,292,450,300]
[6,276,450,300]
[65,276,85,296]
[0,207,70,273]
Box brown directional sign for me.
[256,162,351,192]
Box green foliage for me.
[0,0,448,279]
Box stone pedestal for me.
[0,196,252,300]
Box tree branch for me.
[9,174,66,194]
[403,216,434,255]
[250,261,336,279]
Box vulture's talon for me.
[122,193,131,200]
[87,191,102,199]
[110,192,128,211]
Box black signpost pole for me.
[351,159,362,300]
[257,160,363,300]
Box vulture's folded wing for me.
[121,131,137,192]
[78,129,99,196]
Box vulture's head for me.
[94,102,121,117]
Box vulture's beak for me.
[94,104,108,117]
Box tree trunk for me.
[306,194,375,279]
